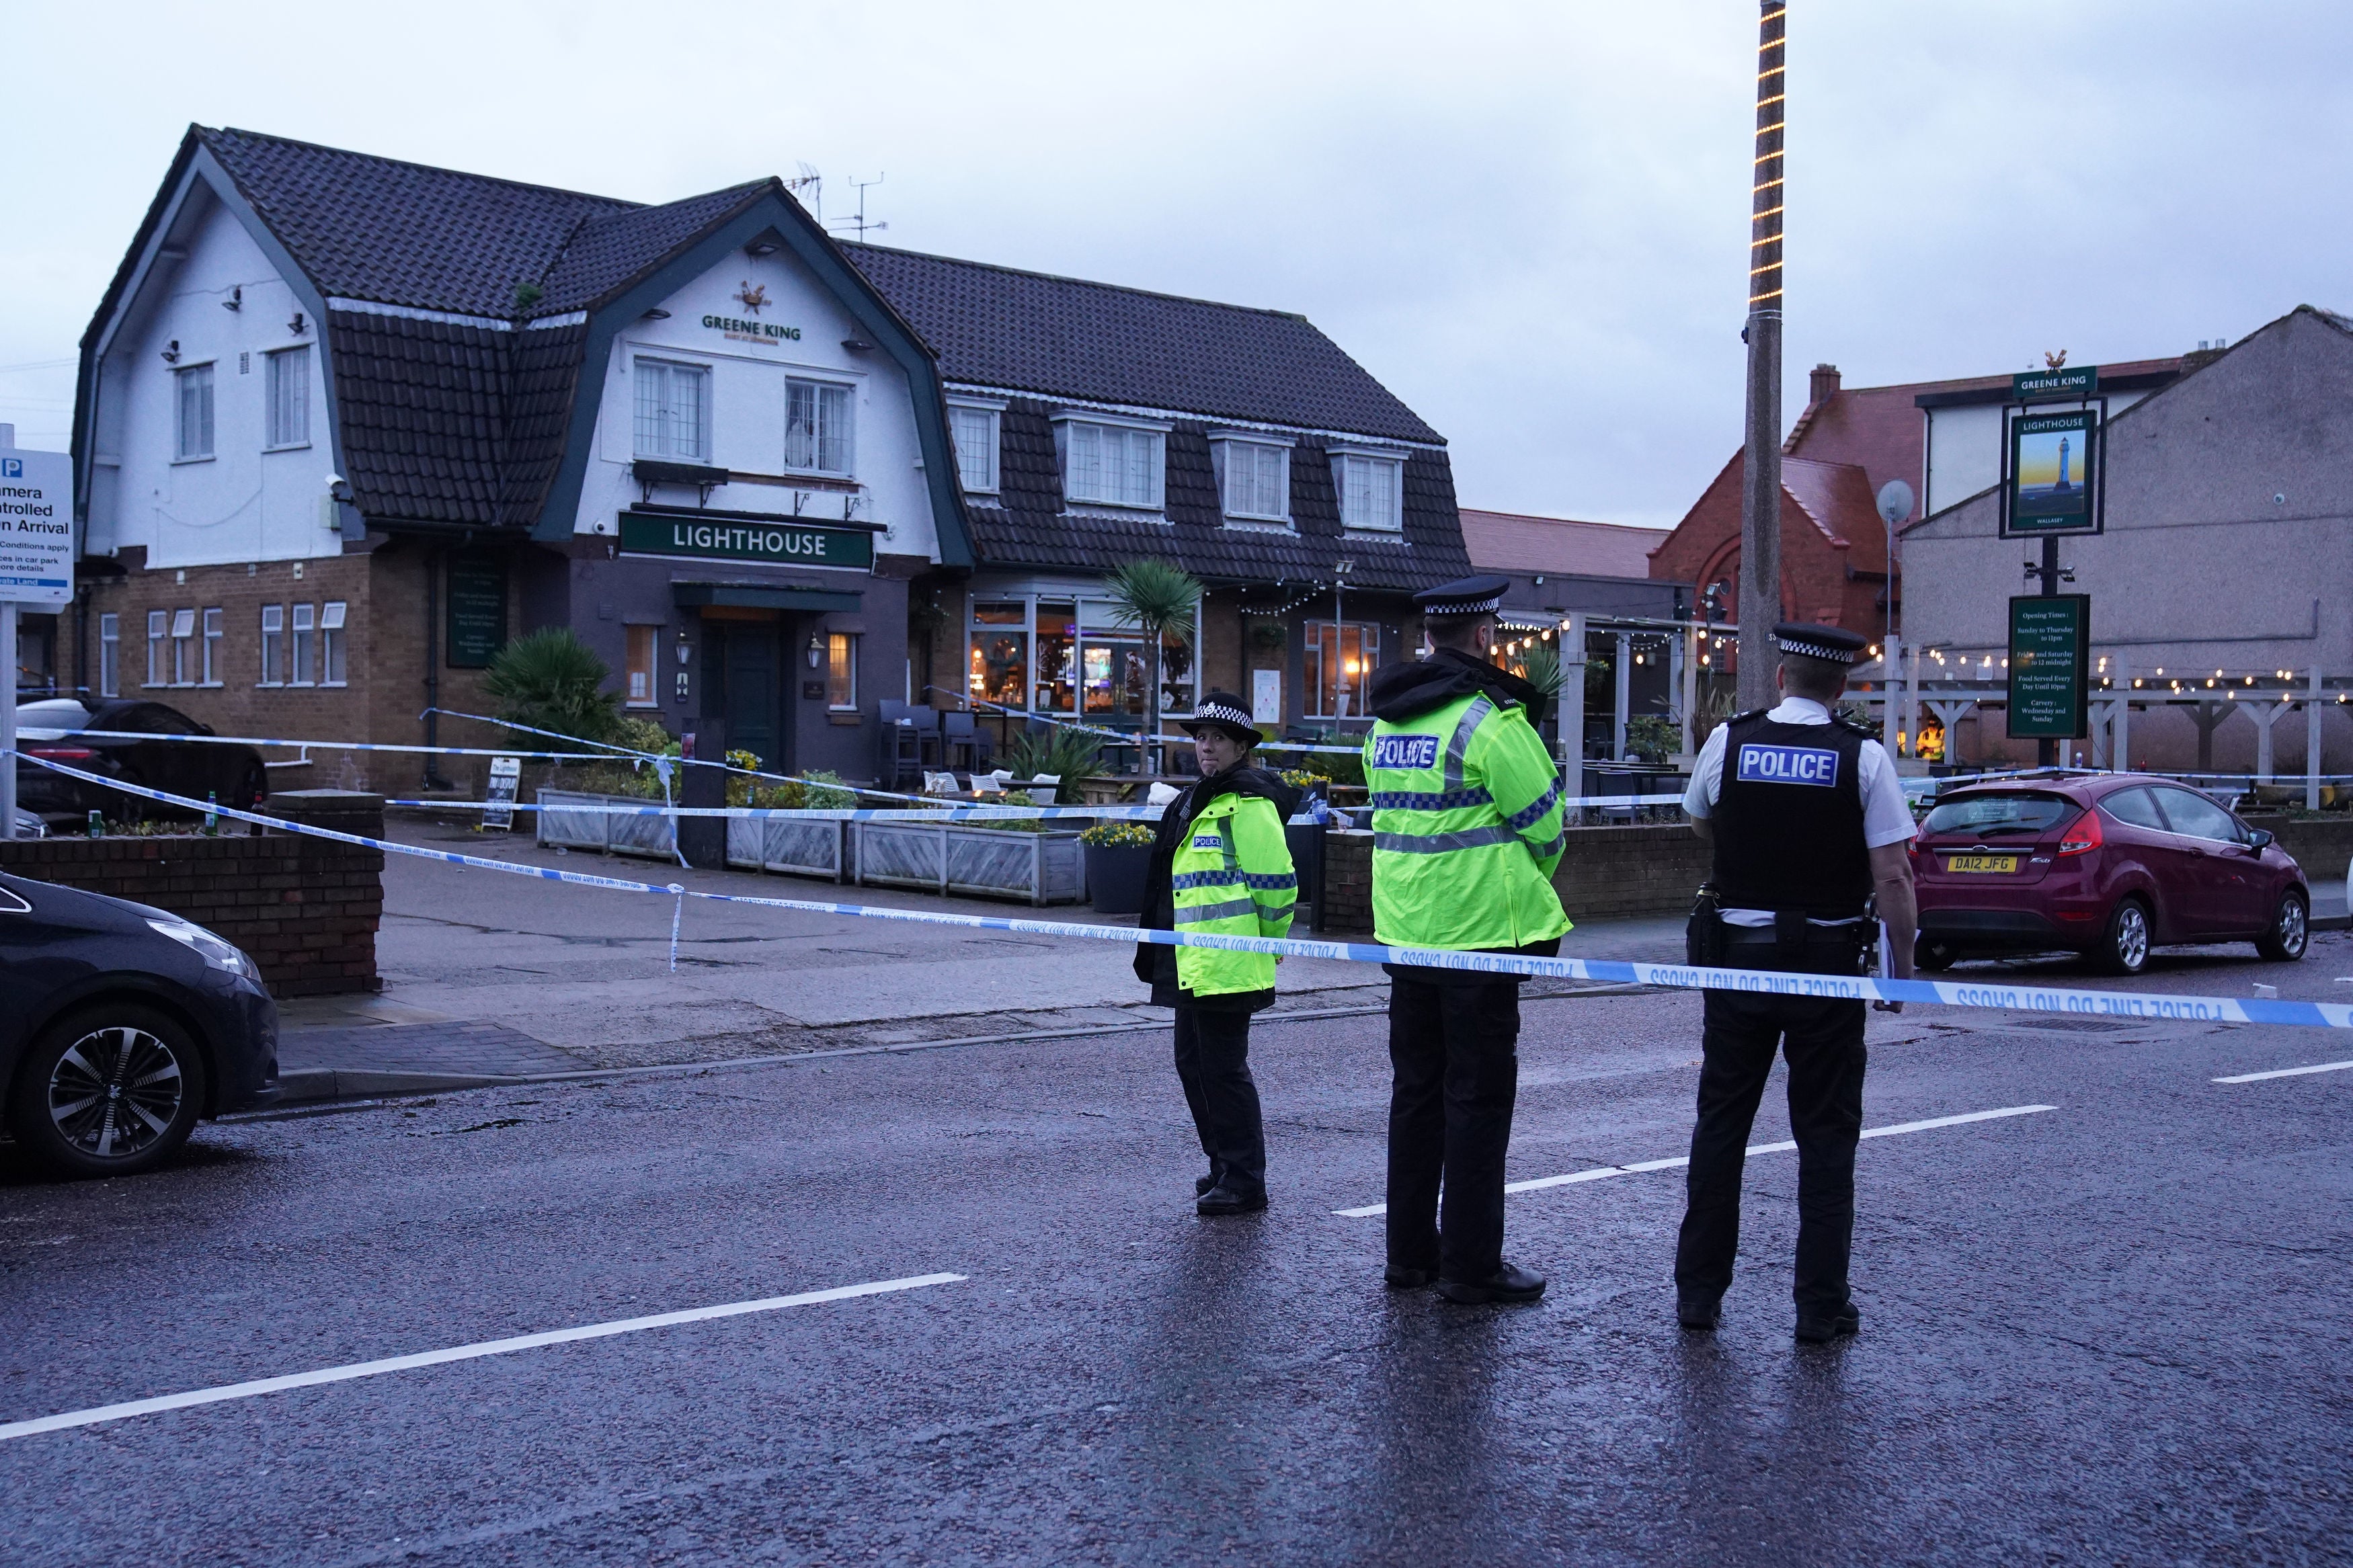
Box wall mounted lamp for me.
[287,311,307,335]
[223,285,241,312]
[807,634,825,669]
[160,340,180,364]
[642,308,671,320]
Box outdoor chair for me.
[942,710,992,772]
[877,701,939,792]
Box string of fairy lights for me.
[1749,4,1786,319]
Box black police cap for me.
[1413,574,1513,620]
[1772,622,1870,665]
[1176,691,1263,747]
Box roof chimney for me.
[1808,363,1841,407]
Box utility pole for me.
[1737,0,1788,711]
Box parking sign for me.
[0,449,75,606]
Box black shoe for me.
[1196,1184,1267,1216]
[1195,1174,1218,1198]
[1384,1263,1437,1289]
[1794,1303,1860,1344]
[1435,1262,1546,1305]
[1677,1294,1722,1331]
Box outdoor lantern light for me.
[675,632,691,666]
[807,634,824,669]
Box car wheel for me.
[5,1005,210,1178]
[2256,889,2310,962]
[1916,941,1958,973]
[2091,898,2151,977]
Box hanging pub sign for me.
[2001,407,2104,538]
[2007,594,2091,739]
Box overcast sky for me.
[7,1,2349,528]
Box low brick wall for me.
[1314,823,1706,934]
[0,792,386,997]
[2244,815,2353,884]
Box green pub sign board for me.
[617,511,873,570]
[445,554,508,669]
[2003,408,2101,536]
[2010,365,2098,403]
[2007,594,2091,739]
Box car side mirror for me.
[199,723,216,736]
[2247,829,2274,852]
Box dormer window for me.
[1053,412,1168,511]
[785,376,854,475]
[1331,446,1406,532]
[633,358,710,462]
[1211,433,1292,526]
[948,397,1004,494]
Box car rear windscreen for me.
[1921,792,2075,837]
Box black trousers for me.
[1172,1005,1265,1196]
[1673,987,1868,1316]
[1386,975,1521,1282]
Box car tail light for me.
[2057,809,2104,856]
[25,746,95,761]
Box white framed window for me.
[1055,415,1166,511]
[1304,620,1381,720]
[1332,448,1405,532]
[99,613,120,698]
[785,378,854,474]
[201,608,223,686]
[321,602,347,686]
[167,608,196,686]
[175,364,215,460]
[633,358,711,462]
[1212,434,1292,524]
[625,624,658,707]
[290,604,315,686]
[145,610,167,686]
[826,632,858,710]
[264,347,310,448]
[949,401,1002,494]
[259,605,285,686]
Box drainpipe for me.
[423,546,453,789]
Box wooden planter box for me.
[725,815,851,881]
[536,789,677,860]
[853,821,1086,905]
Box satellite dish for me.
[1876,479,1915,528]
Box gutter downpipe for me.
[424,546,453,789]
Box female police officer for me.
[1133,691,1303,1215]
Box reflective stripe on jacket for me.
[1170,792,1298,996]
[1364,690,1570,950]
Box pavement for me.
[7,948,2353,1563]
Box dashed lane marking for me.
[1332,1105,2058,1217]
[0,1272,965,1443]
[2213,1059,2353,1083]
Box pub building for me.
[67,127,1471,788]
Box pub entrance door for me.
[701,610,789,776]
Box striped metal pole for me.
[1737,0,1788,711]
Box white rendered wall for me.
[575,251,939,563]
[1923,390,2151,517]
[89,199,337,568]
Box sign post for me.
[0,435,76,840]
[2007,595,2091,749]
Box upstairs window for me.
[145,610,167,686]
[290,604,315,686]
[785,378,854,474]
[1057,417,1164,510]
[260,605,285,687]
[1333,449,1404,532]
[633,358,711,462]
[1213,436,1291,524]
[949,403,1000,493]
[175,364,215,460]
[265,347,310,448]
[99,614,120,698]
[201,608,223,686]
[321,602,348,686]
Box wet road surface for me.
[5,951,2352,1565]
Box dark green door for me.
[721,624,784,773]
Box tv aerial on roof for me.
[785,162,822,224]
[826,173,887,243]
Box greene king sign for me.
[618,512,873,569]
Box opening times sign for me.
[2008,594,2091,739]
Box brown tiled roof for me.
[1457,508,1665,578]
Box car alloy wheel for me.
[2102,900,2150,976]
[2259,891,2309,962]
[47,1024,188,1163]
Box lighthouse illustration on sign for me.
[2012,411,2094,526]
[2053,436,2072,492]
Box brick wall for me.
[1312,822,1706,934]
[0,790,387,997]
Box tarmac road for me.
[5,962,2352,1565]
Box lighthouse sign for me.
[2002,407,2102,538]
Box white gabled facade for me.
[83,196,339,570]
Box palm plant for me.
[481,627,620,747]
[1517,641,1562,700]
[1003,727,1105,802]
[1102,559,1202,774]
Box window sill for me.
[255,682,284,690]
[263,442,312,454]
[828,711,862,725]
[170,455,216,466]
[624,701,660,710]
[1340,526,1406,540]
[321,682,348,689]
[1223,517,1295,532]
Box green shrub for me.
[1078,820,1156,848]
[1625,715,1683,765]
[482,628,619,747]
[1002,729,1105,802]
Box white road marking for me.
[2213,1059,2353,1083]
[0,1272,965,1443]
[1332,1105,2057,1217]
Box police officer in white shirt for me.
[1673,622,1918,1344]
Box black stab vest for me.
[1709,711,1873,919]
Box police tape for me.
[14,751,2347,1032]
[378,791,1692,820]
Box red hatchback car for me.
[1911,773,2311,975]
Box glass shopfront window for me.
[1035,600,1076,713]
[1304,620,1380,720]
[968,601,1028,710]
[967,591,1197,726]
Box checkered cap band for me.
[1194,702,1254,729]
[1423,593,1504,617]
[1776,635,1858,663]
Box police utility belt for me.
[1686,885,1877,977]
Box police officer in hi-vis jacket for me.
[1363,575,1568,1304]
[1133,691,1303,1216]
[1675,622,1918,1344]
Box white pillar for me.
[1561,613,1588,821]
[1669,625,1689,755]
[1905,643,1921,760]
[1881,632,1903,756]
[2113,650,2130,773]
[1611,629,1632,760]
[1680,622,1701,757]
[2309,665,2324,812]
[2250,696,2292,784]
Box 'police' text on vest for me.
[1734,743,1841,787]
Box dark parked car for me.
[0,872,278,1177]
[15,698,269,825]
[1913,773,2311,975]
